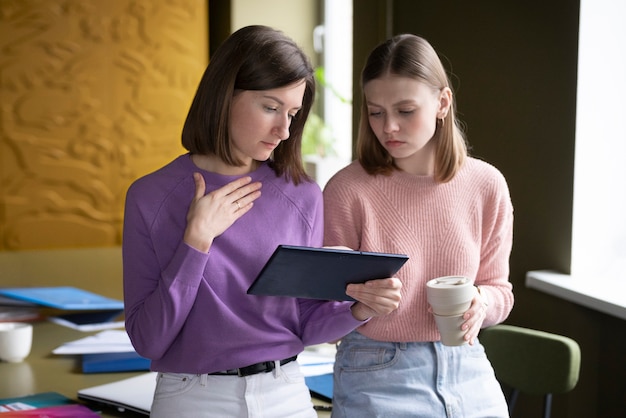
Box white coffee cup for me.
[427,276,475,346]
[426,276,475,316]
[433,313,466,346]
[0,322,33,363]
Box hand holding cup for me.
[426,276,474,346]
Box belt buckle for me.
[237,364,258,377]
[237,361,272,377]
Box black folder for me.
[247,245,408,301]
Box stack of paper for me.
[0,287,124,331]
[52,330,150,374]
[0,294,40,323]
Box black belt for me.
[209,356,297,377]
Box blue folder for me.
[0,287,124,310]
[305,373,333,402]
[82,351,151,373]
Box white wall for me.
[231,0,318,64]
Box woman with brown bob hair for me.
[181,24,315,184]
[123,25,402,418]
[324,34,514,417]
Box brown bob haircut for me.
[181,25,315,184]
[357,34,467,183]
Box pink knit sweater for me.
[323,158,514,342]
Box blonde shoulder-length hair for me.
[357,34,467,183]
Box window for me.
[526,0,626,320]
[309,0,353,188]
[571,0,626,280]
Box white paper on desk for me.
[52,330,135,355]
[49,316,125,332]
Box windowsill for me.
[526,270,626,320]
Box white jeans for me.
[150,361,317,418]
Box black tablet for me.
[247,245,409,301]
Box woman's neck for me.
[191,154,259,175]
[394,146,436,176]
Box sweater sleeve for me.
[475,169,515,327]
[297,299,364,345]
[122,182,208,360]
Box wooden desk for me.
[0,321,331,417]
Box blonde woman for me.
[324,34,514,417]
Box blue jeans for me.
[332,331,509,418]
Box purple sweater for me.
[123,154,361,374]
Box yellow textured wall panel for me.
[0,0,208,250]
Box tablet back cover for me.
[247,245,408,301]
